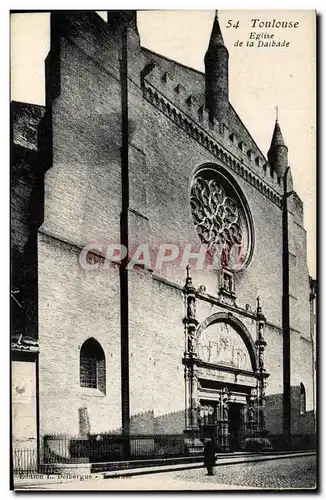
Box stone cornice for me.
[143,79,283,208]
[152,273,258,321]
[195,359,259,379]
[196,289,257,321]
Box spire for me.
[267,118,288,178]
[204,11,229,125]
[208,10,225,49]
[269,120,286,149]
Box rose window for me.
[190,169,253,270]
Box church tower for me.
[267,119,288,179]
[204,11,229,125]
[107,10,140,45]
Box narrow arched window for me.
[300,383,306,415]
[80,338,106,394]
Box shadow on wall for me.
[130,409,185,434]
[11,101,48,341]
[102,409,185,435]
[42,410,188,468]
[265,385,315,435]
[77,388,315,438]
[39,400,316,470]
[76,408,185,436]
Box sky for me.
[10,10,316,277]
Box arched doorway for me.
[185,312,260,452]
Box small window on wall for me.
[300,383,306,415]
[80,338,106,394]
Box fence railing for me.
[12,448,38,474]
[12,432,316,475]
[42,434,187,465]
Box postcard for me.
[10,9,317,491]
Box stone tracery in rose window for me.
[190,176,249,270]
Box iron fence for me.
[42,433,187,465]
[12,432,316,474]
[12,448,38,474]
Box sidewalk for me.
[13,449,315,489]
[15,474,261,490]
[103,450,315,478]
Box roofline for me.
[229,102,267,163]
[141,46,205,77]
[11,100,45,110]
[140,49,268,164]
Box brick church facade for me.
[11,11,316,455]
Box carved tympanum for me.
[197,322,251,371]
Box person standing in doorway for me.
[203,438,216,476]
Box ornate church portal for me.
[197,322,255,451]
[182,266,269,452]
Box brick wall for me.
[42,32,122,250]
[265,393,283,435]
[265,386,315,435]
[130,411,154,434]
[154,410,185,434]
[37,13,124,437]
[11,102,45,338]
[129,56,285,323]
[38,233,121,437]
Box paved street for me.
[15,454,316,491]
[168,454,317,490]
